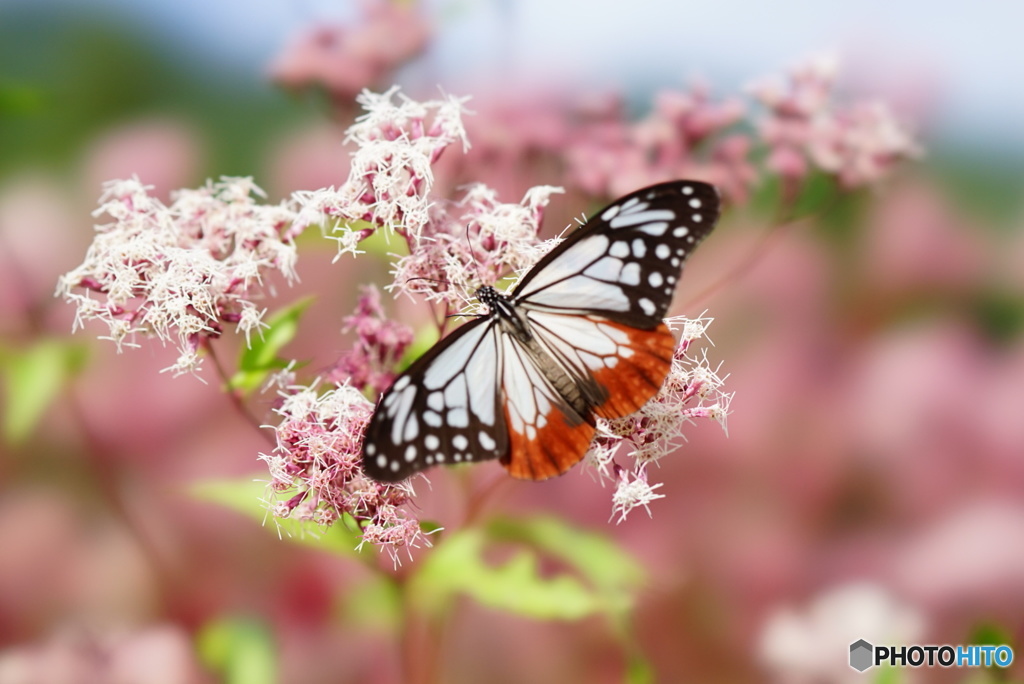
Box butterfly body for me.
[362,180,721,483]
[477,284,603,419]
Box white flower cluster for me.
[759,582,925,684]
[57,177,298,376]
[588,315,733,522]
[292,86,470,252]
[390,183,564,308]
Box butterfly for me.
[361,180,720,483]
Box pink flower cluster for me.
[260,381,431,563]
[750,54,922,188]
[328,286,414,396]
[268,0,429,103]
[566,85,756,203]
[588,316,732,521]
[390,183,563,308]
[61,85,738,548]
[447,55,920,213]
[57,177,299,376]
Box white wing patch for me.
[516,233,611,295]
[526,311,635,375]
[511,183,705,324]
[524,276,632,311]
[422,323,490,391]
[610,209,674,229]
[367,320,505,478]
[500,333,560,438]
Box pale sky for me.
[6,0,1024,150]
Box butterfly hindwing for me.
[497,331,596,479]
[361,318,508,482]
[523,311,677,421]
[514,180,720,328]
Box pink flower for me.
[81,118,202,202]
[893,501,1024,609]
[564,84,756,203]
[430,90,574,200]
[750,53,921,188]
[861,180,985,293]
[0,624,206,684]
[260,382,434,564]
[268,1,429,103]
[809,100,922,187]
[329,286,414,395]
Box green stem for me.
[201,337,272,444]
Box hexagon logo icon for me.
[850,639,874,672]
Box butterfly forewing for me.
[361,180,721,483]
[361,318,508,482]
[514,180,719,328]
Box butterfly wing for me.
[522,310,677,421]
[495,310,680,480]
[502,180,718,432]
[513,180,720,328]
[496,329,597,479]
[361,317,508,482]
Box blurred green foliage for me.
[0,5,305,186]
[189,477,365,556]
[197,616,279,684]
[0,339,87,443]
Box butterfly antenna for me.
[404,276,451,288]
[464,223,483,271]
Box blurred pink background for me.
[1,1,1023,682]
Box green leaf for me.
[197,617,277,684]
[411,528,602,620]
[354,220,408,259]
[625,652,655,684]
[238,297,313,370]
[791,170,839,220]
[0,339,87,443]
[419,519,444,536]
[231,297,313,393]
[486,516,644,606]
[873,665,902,684]
[189,477,362,556]
[340,573,402,633]
[974,291,1024,345]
